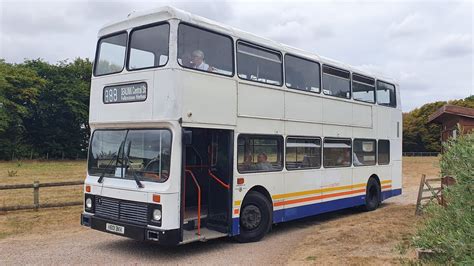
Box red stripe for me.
[274,188,366,207]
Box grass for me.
[0,160,86,215]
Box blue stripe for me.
[231,188,402,236]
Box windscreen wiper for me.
[123,141,144,188]
[97,141,124,184]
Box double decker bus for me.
[81,6,402,245]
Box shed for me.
[428,105,474,141]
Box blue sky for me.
[0,0,472,111]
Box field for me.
[0,157,440,264]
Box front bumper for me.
[81,213,180,246]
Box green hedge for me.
[412,133,474,264]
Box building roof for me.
[428,105,474,124]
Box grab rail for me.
[185,169,201,235]
[208,169,230,190]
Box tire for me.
[364,178,381,211]
[235,191,272,243]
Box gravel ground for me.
[0,213,326,265]
[0,196,415,265]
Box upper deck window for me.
[237,42,283,86]
[285,55,320,93]
[178,24,234,76]
[377,81,397,107]
[322,65,351,99]
[94,32,127,76]
[352,73,375,103]
[128,23,169,70]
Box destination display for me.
[103,82,147,104]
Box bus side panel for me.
[180,71,237,126]
[238,83,284,120]
[272,193,366,224]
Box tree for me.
[22,58,92,158]
[0,60,44,159]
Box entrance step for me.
[181,227,227,244]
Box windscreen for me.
[88,129,172,182]
[94,32,127,76]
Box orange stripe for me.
[274,188,366,207]
[234,209,239,215]
[382,184,392,189]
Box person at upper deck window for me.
[190,50,212,71]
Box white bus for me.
[81,6,402,245]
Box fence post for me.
[415,174,426,215]
[33,181,40,210]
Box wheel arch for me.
[244,185,273,211]
[368,174,381,188]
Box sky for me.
[0,0,472,111]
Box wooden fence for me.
[0,180,84,212]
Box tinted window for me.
[237,42,282,86]
[285,55,320,93]
[237,135,283,173]
[286,138,321,170]
[128,24,169,70]
[323,138,352,167]
[94,33,127,76]
[378,140,390,165]
[353,139,376,166]
[322,65,351,99]
[377,81,396,107]
[352,74,375,103]
[178,24,233,76]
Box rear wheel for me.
[235,191,272,243]
[364,178,381,211]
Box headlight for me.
[85,198,92,209]
[153,209,162,221]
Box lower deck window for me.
[323,138,352,167]
[353,139,376,166]
[237,135,283,173]
[286,138,321,170]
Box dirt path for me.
[0,157,437,265]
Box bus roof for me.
[98,6,398,85]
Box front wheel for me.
[235,191,272,243]
[364,178,381,211]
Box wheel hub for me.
[241,204,262,230]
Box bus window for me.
[286,137,321,170]
[352,73,375,103]
[378,140,390,165]
[237,42,283,86]
[377,81,397,107]
[353,139,376,166]
[237,135,283,173]
[94,32,127,76]
[128,23,169,70]
[177,24,234,76]
[323,138,352,168]
[322,65,351,99]
[285,55,320,93]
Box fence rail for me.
[403,152,439,157]
[0,180,84,212]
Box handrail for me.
[208,169,230,190]
[185,169,201,235]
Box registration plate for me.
[106,223,125,234]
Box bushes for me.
[412,133,474,264]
